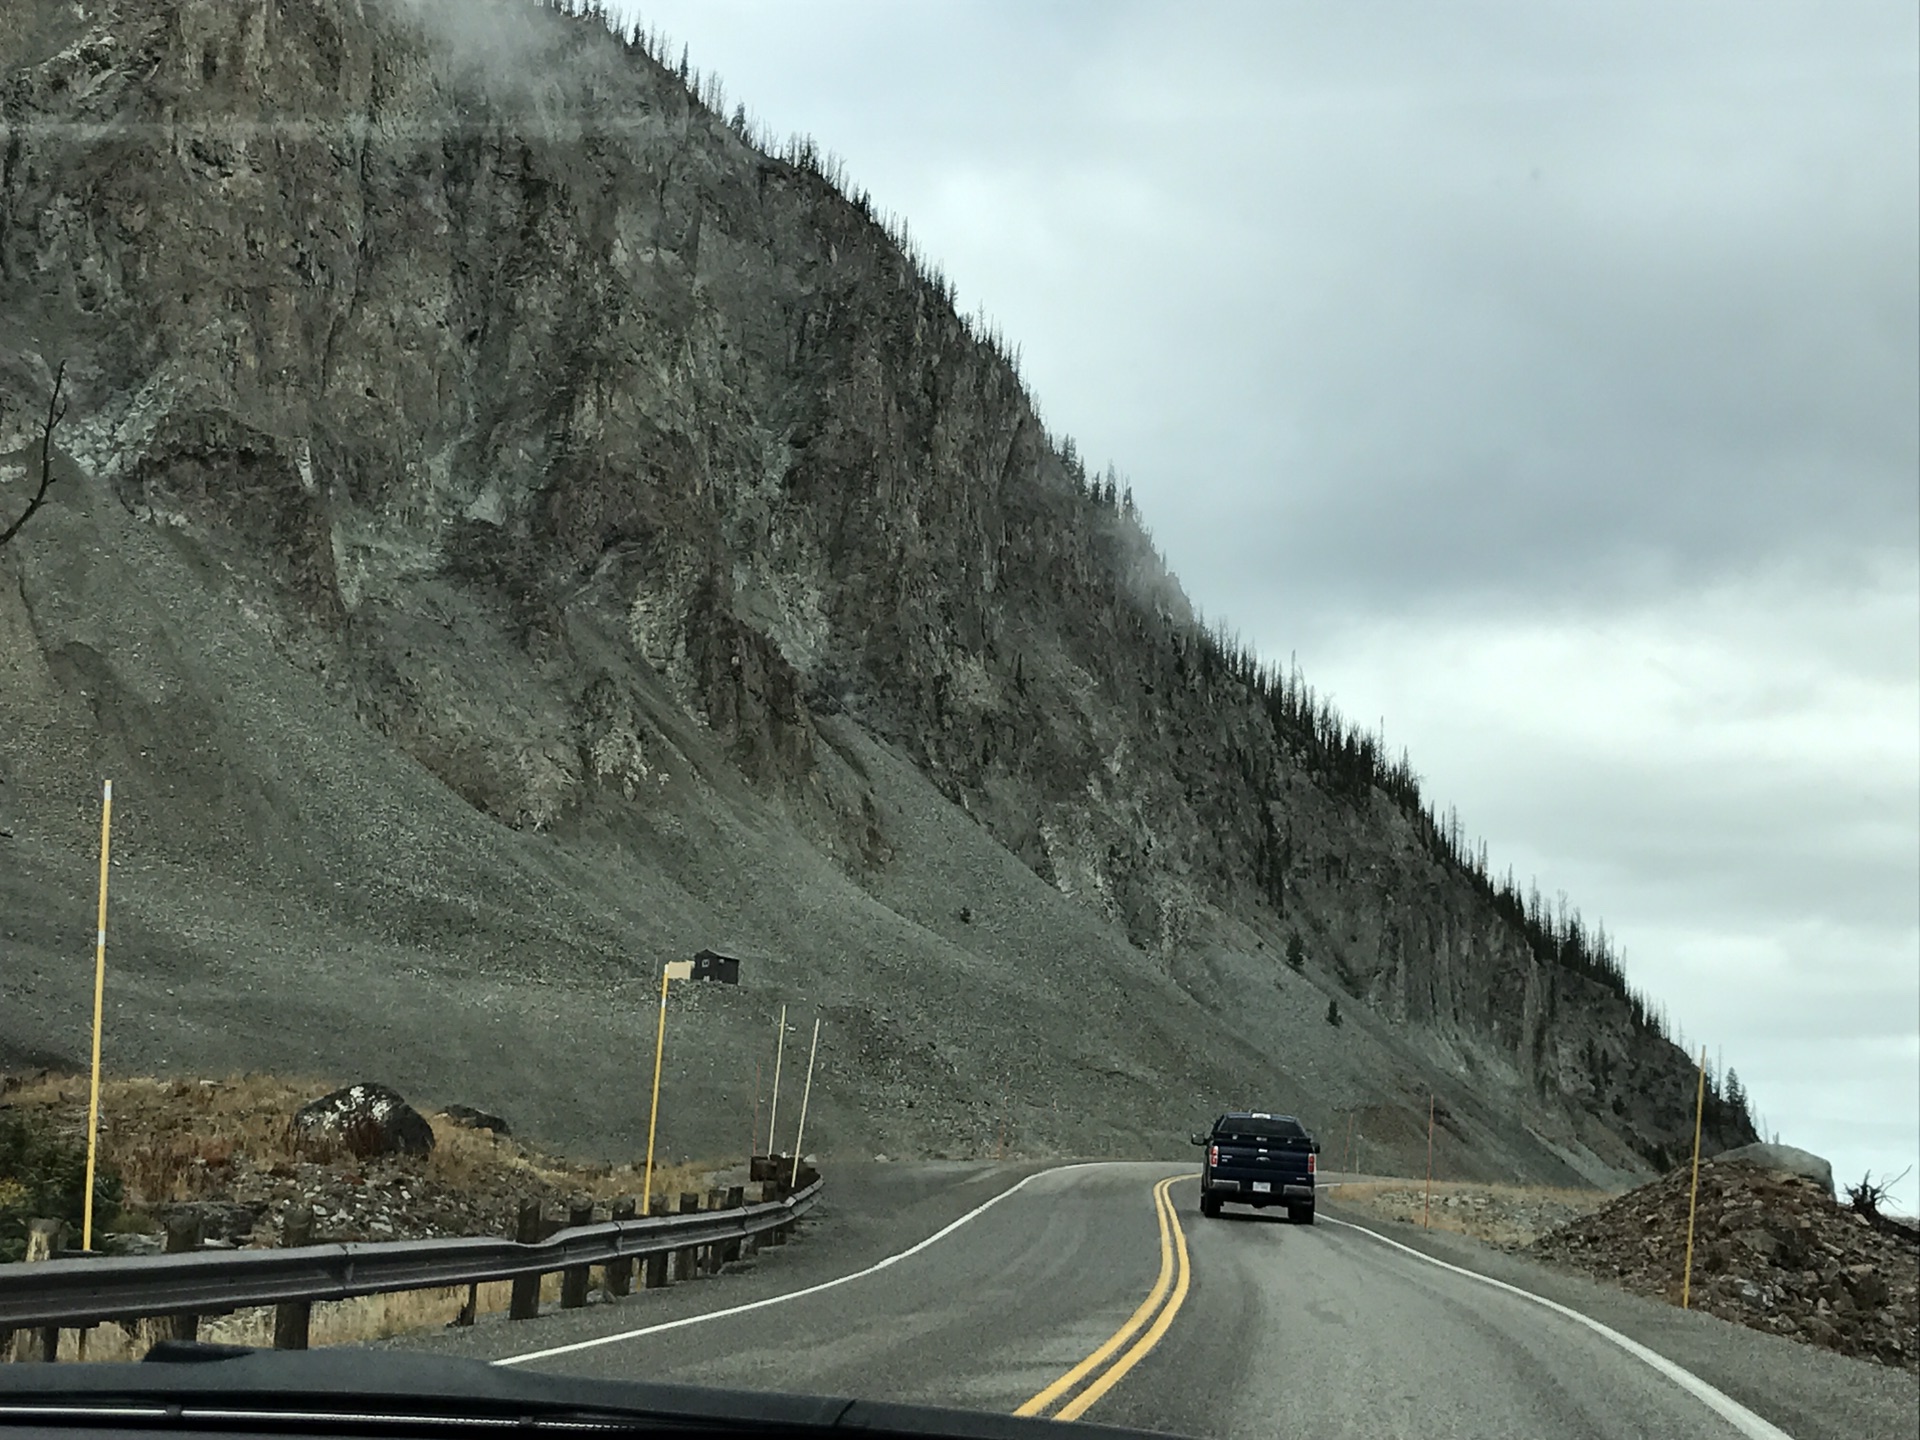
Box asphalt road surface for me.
[396,1161,1920,1439]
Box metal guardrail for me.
[0,1179,821,1331]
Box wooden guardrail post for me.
[162,1213,200,1343]
[508,1200,542,1321]
[6,1220,63,1362]
[136,1212,202,1354]
[560,1197,593,1310]
[644,1193,670,1288]
[605,1198,635,1298]
[272,1207,313,1350]
[702,1189,723,1273]
[721,1186,744,1266]
[674,1192,699,1281]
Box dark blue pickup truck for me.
[1191,1112,1319,1222]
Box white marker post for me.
[790,1017,821,1188]
[766,1003,787,1156]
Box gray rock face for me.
[0,0,1754,1174]
[1716,1143,1835,1197]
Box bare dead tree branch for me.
[0,362,69,551]
[1845,1166,1918,1247]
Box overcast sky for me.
[609,0,1919,1202]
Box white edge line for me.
[493,1162,1108,1367]
[1320,1214,1795,1440]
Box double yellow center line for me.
[1015,1173,1193,1422]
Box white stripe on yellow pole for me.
[1682,1045,1708,1309]
[82,780,112,1253]
[641,961,691,1216]
[790,1017,821,1189]
[767,1003,787,1156]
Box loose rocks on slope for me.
[1531,1158,1919,1372]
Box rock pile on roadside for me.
[1531,1158,1918,1372]
[121,1153,557,1251]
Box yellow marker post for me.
[82,780,113,1253]
[640,959,693,1216]
[1682,1045,1707,1308]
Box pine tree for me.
[1285,932,1305,971]
[1325,998,1342,1027]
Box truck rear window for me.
[1215,1117,1306,1143]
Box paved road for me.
[395,1162,1920,1439]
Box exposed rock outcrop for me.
[0,0,1752,1173]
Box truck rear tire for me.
[1200,1193,1222,1218]
[1291,1203,1315,1225]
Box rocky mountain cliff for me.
[0,0,1753,1178]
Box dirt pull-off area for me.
[1328,1179,1611,1247]
[1530,1158,1919,1372]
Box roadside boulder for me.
[1715,1143,1834,1198]
[293,1083,435,1158]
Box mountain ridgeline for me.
[0,0,1754,1175]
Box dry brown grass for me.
[0,1071,719,1212]
[3,1072,320,1207]
[418,1114,714,1212]
[1328,1178,1612,1246]
[6,1070,751,1361]
[51,1272,601,1361]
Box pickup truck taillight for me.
[1209,1145,1218,1167]
[1308,1151,1317,1175]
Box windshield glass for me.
[1,2,1912,1436]
[1215,1118,1308,1144]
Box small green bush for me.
[1285,932,1306,971]
[0,1111,122,1261]
[1325,999,1343,1027]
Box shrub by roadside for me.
[0,1110,120,1261]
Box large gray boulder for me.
[293,1083,436,1159]
[1715,1142,1833,1197]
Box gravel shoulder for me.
[1324,1175,1610,1246]
[1319,1186,1920,1440]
